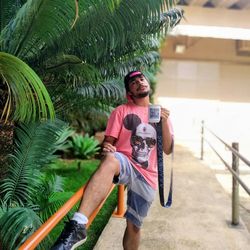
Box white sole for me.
[71,237,87,250]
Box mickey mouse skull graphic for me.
[123,114,156,168]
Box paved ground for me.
[94,144,250,250]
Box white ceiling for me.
[172,1,250,40]
[178,0,250,9]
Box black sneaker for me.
[51,220,87,250]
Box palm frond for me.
[99,50,161,79]
[77,81,124,101]
[0,0,75,60]
[40,191,73,222]
[74,2,179,60]
[0,207,42,250]
[0,0,23,33]
[159,8,184,34]
[35,1,124,64]
[0,52,55,123]
[0,119,71,205]
[36,1,180,67]
[0,199,7,218]
[53,80,124,116]
[43,57,102,88]
[30,174,73,222]
[0,0,123,62]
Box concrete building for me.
[156,0,250,198]
[157,1,250,151]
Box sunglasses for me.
[131,135,156,148]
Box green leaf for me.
[70,133,101,159]
[0,119,71,205]
[31,174,73,222]
[0,0,22,33]
[0,207,42,249]
[0,52,55,123]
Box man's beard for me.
[133,91,150,99]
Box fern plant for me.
[71,134,101,160]
[0,119,73,249]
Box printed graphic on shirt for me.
[123,114,156,169]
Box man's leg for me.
[123,219,141,250]
[51,153,120,250]
[122,168,156,250]
[78,153,120,217]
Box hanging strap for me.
[156,120,173,208]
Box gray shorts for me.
[113,152,156,228]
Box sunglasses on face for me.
[131,135,156,148]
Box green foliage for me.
[53,126,75,153]
[0,0,183,124]
[0,207,42,249]
[0,52,55,123]
[0,0,23,33]
[70,134,101,160]
[46,159,99,191]
[68,105,110,135]
[0,119,73,249]
[43,159,117,250]
[0,119,70,205]
[32,174,74,223]
[0,1,183,248]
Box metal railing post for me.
[200,120,204,160]
[232,142,239,225]
[113,184,125,217]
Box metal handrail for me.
[201,122,250,196]
[205,125,250,168]
[200,120,250,225]
[19,184,125,250]
[205,139,250,195]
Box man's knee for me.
[127,220,140,234]
[99,153,120,175]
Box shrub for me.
[71,134,101,159]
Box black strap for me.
[156,120,173,208]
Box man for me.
[51,70,174,250]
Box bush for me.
[71,134,101,159]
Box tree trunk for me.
[0,78,14,180]
[0,121,14,180]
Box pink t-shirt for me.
[105,102,174,190]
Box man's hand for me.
[161,107,170,122]
[102,141,116,153]
[160,107,173,154]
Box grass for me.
[44,158,118,250]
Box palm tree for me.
[1,0,183,123]
[0,0,183,248]
[0,0,183,177]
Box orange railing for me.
[19,184,125,250]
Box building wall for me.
[156,59,250,102]
[161,37,250,64]
[155,42,250,154]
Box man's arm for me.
[161,107,173,155]
[102,136,117,153]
